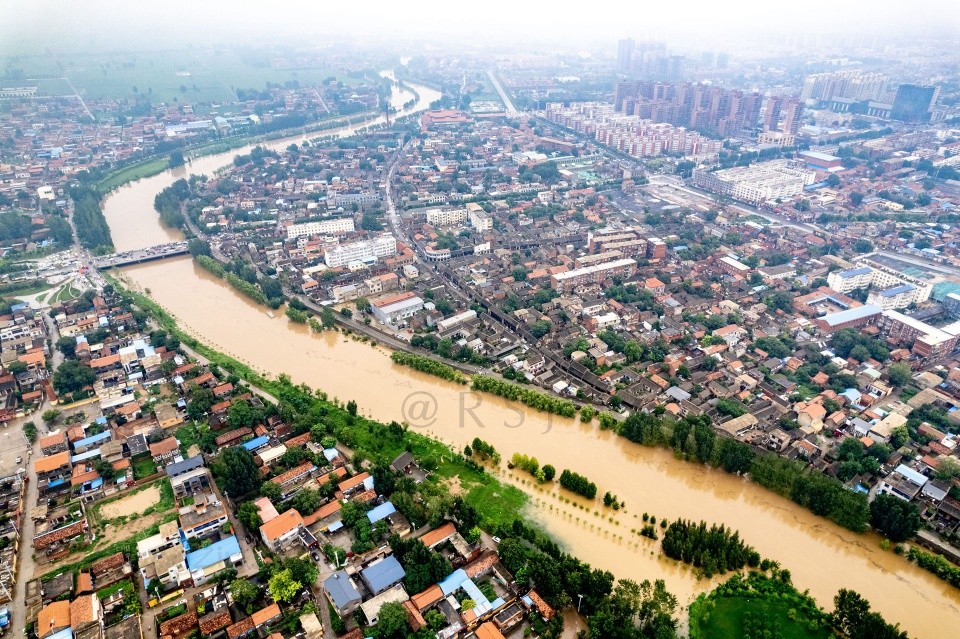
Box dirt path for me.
[100,485,161,519]
[36,510,167,577]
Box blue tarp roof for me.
[73,431,111,449]
[81,478,104,493]
[185,535,241,570]
[360,555,406,595]
[366,502,396,524]
[323,448,340,462]
[241,435,269,451]
[47,478,66,488]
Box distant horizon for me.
[4,0,960,58]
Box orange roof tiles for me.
[337,472,370,492]
[475,622,506,639]
[149,437,179,457]
[419,522,456,548]
[225,617,254,639]
[198,610,232,635]
[39,432,66,449]
[251,603,281,627]
[89,354,120,368]
[35,451,70,474]
[159,612,198,638]
[411,585,443,611]
[37,600,70,635]
[76,572,93,594]
[259,509,303,541]
[268,461,314,486]
[302,500,341,527]
[527,590,555,620]
[69,593,98,626]
[90,552,125,575]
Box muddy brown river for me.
[100,77,953,637]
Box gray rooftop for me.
[165,455,205,477]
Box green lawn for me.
[131,453,158,480]
[690,595,832,639]
[436,459,527,530]
[95,156,171,193]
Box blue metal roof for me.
[438,568,469,596]
[71,449,101,463]
[837,267,872,278]
[821,304,882,327]
[366,502,396,524]
[241,436,270,451]
[186,535,241,570]
[879,284,915,297]
[73,431,111,449]
[323,571,361,609]
[360,555,406,595]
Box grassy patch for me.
[176,423,200,455]
[690,596,831,639]
[131,454,158,480]
[5,281,51,297]
[95,157,171,193]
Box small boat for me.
[266,311,275,318]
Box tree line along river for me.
[100,77,957,638]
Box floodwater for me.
[100,77,954,637]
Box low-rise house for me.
[35,451,72,494]
[259,508,304,552]
[179,493,228,540]
[323,571,362,616]
[186,535,243,586]
[149,437,180,463]
[878,464,928,501]
[360,555,406,596]
[159,611,198,639]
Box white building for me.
[827,259,932,306]
[467,203,493,231]
[371,292,424,324]
[426,208,467,227]
[324,235,397,268]
[693,160,816,205]
[287,218,355,239]
[827,267,874,293]
[867,284,925,310]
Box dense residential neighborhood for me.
[2,13,960,639]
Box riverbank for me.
[93,110,380,195]
[95,76,960,637]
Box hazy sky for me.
[4,0,960,55]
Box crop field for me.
[8,49,347,104]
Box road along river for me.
[101,78,956,637]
